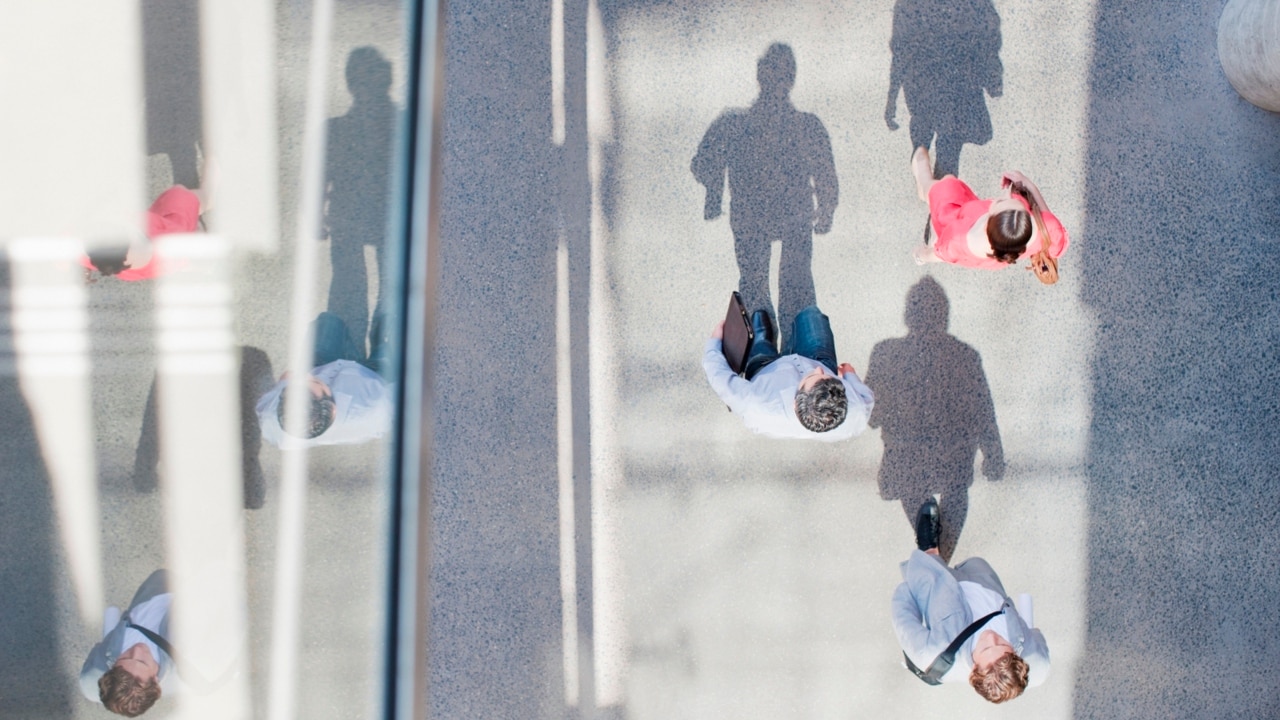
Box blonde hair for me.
[969,651,1029,703]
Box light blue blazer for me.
[891,550,1050,686]
[79,570,178,702]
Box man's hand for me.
[703,189,722,221]
[712,319,725,340]
[982,454,1006,481]
[813,212,834,235]
[1001,170,1028,189]
[838,362,856,377]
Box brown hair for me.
[969,651,1029,703]
[987,180,1052,264]
[86,248,131,276]
[99,665,162,716]
[985,210,1032,264]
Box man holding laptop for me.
[703,298,873,440]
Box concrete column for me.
[1219,0,1280,111]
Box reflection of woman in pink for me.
[909,146,1068,273]
[83,185,207,281]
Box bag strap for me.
[126,622,236,693]
[127,622,176,661]
[1011,182,1051,257]
[903,609,1003,685]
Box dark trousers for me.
[744,305,839,378]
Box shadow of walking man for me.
[325,46,399,355]
[692,43,838,350]
[865,277,1004,561]
[885,0,1003,179]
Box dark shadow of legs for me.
[134,346,274,509]
[776,223,816,352]
[887,0,1002,178]
[141,0,203,187]
[238,346,273,510]
[0,263,74,717]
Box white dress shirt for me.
[702,339,874,441]
[121,593,179,693]
[256,360,392,447]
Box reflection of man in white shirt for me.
[256,359,391,447]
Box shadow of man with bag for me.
[325,46,399,356]
[865,277,1004,561]
[692,43,838,350]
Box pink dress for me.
[82,185,201,280]
[927,176,1069,270]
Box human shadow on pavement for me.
[691,43,838,350]
[325,46,399,356]
[885,0,1002,179]
[141,0,203,187]
[1077,2,1280,717]
[134,346,274,509]
[864,277,1003,562]
[0,263,74,718]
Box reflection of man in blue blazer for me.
[892,544,1049,703]
[80,570,178,716]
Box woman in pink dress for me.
[909,146,1068,275]
[83,185,207,281]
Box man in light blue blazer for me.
[891,500,1049,703]
[80,570,179,716]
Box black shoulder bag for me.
[903,610,1002,685]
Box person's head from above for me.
[904,276,949,335]
[794,366,847,432]
[969,629,1029,703]
[985,183,1041,264]
[346,45,393,104]
[757,43,796,101]
[87,247,132,277]
[99,643,161,716]
[277,375,337,439]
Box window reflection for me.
[0,2,415,718]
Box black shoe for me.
[743,310,779,379]
[750,310,776,348]
[915,498,940,552]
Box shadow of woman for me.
[142,0,203,188]
[324,46,399,355]
[864,277,1004,561]
[884,0,1003,179]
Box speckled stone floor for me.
[431,0,1280,719]
[6,1,1278,719]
